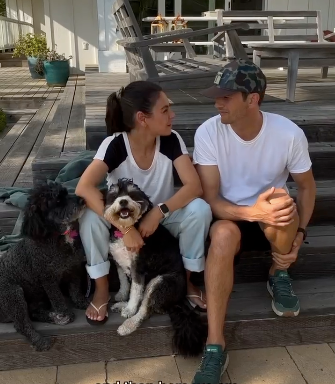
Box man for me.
[191,59,316,384]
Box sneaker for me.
[192,344,229,384]
[267,270,300,317]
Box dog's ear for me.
[21,204,49,238]
[21,185,55,238]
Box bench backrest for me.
[216,10,324,44]
[112,0,159,77]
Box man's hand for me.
[272,232,304,269]
[138,206,163,238]
[251,187,297,226]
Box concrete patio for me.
[1,343,335,384]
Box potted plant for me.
[43,48,72,87]
[12,33,49,79]
[0,109,6,133]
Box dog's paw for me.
[121,306,137,319]
[49,312,75,325]
[111,302,127,313]
[117,318,138,336]
[33,337,54,352]
[114,290,129,302]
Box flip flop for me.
[86,297,111,326]
[186,291,207,312]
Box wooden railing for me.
[0,16,34,51]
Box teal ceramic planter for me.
[27,57,44,79]
[43,60,70,87]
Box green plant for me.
[12,33,49,58]
[0,0,6,17]
[0,109,6,133]
[44,47,72,62]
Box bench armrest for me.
[116,23,249,48]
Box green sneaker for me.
[192,344,229,384]
[267,270,300,317]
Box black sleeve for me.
[160,132,188,161]
[94,134,128,173]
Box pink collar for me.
[63,229,78,239]
[114,230,123,238]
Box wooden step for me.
[0,59,28,68]
[85,117,335,150]
[0,276,334,371]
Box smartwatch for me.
[297,227,307,241]
[158,203,170,218]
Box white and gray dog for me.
[104,178,206,357]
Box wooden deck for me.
[0,67,85,237]
[1,65,335,370]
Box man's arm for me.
[195,164,254,221]
[196,164,296,226]
[290,169,316,230]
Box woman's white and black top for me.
[94,130,189,206]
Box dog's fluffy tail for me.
[167,301,207,357]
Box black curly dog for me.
[105,178,207,356]
[0,182,89,351]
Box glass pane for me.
[130,0,158,35]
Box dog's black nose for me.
[119,199,128,207]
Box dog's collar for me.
[63,229,79,238]
[114,230,123,238]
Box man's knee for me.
[209,220,241,257]
[259,188,299,254]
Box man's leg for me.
[260,188,300,317]
[192,219,241,384]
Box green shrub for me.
[0,109,6,132]
[12,33,49,58]
[0,0,6,17]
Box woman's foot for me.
[86,276,110,322]
[186,282,207,311]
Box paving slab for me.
[0,366,56,384]
[56,362,106,384]
[107,356,180,384]
[227,347,306,384]
[287,343,335,384]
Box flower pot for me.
[27,57,44,79]
[43,60,70,87]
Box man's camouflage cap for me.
[201,59,267,98]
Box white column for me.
[158,0,165,16]
[174,0,180,16]
[97,0,126,73]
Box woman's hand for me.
[123,227,145,253]
[138,206,163,238]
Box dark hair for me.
[105,81,163,136]
[241,90,266,106]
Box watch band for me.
[297,227,307,240]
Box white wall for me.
[265,0,335,33]
[31,0,46,34]
[97,0,127,72]
[43,0,99,74]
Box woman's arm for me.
[75,159,108,217]
[163,154,203,213]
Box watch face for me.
[160,204,169,214]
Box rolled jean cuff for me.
[86,260,111,279]
[182,256,205,273]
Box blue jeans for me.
[78,198,212,279]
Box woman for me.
[75,81,212,324]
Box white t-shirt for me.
[193,111,312,206]
[94,130,189,206]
